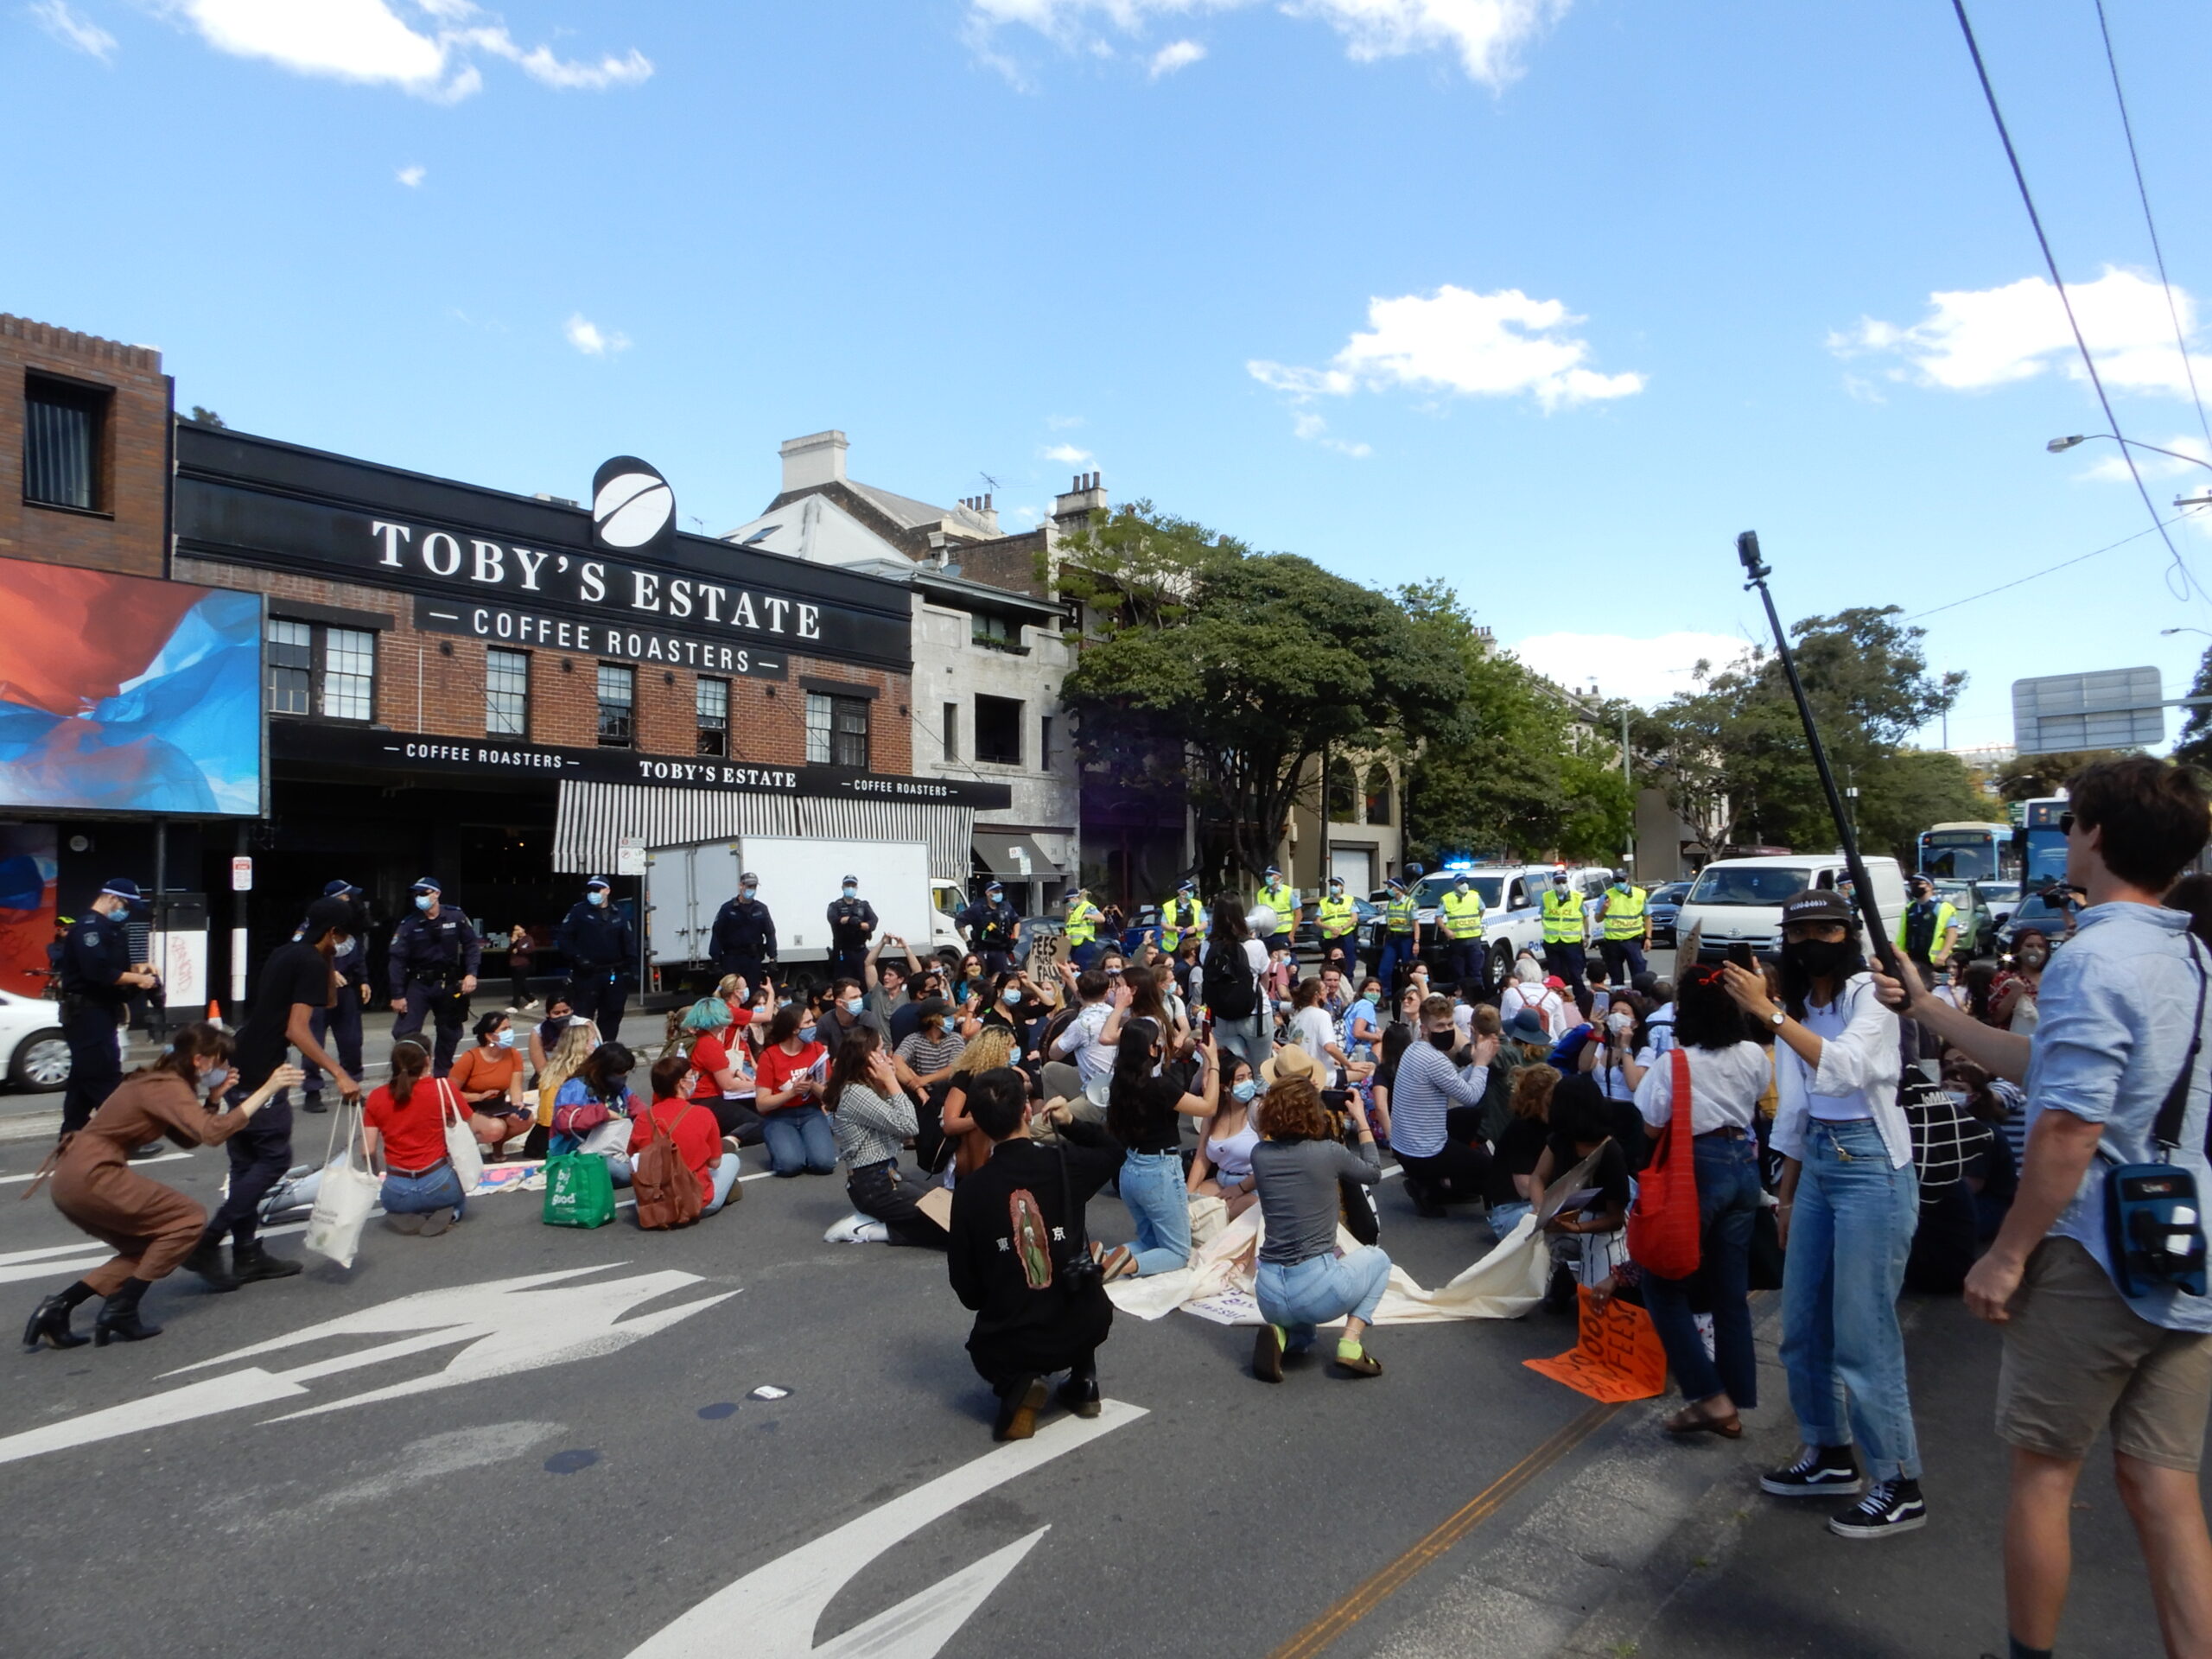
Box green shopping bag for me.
[542,1153,617,1229]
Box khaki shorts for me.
[1997,1236,2212,1471]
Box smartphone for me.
[1726,943,1756,970]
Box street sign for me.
[230,855,253,892]
[2011,666,2164,756]
[615,836,647,877]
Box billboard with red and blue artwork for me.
[0,556,262,816]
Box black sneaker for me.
[1759,1444,1863,1498]
[1828,1478,1926,1540]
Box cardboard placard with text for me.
[1027,929,1066,981]
[1522,1286,1669,1402]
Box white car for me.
[0,988,71,1090]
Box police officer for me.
[1254,866,1300,956]
[826,875,878,987]
[1062,886,1104,970]
[301,879,370,1115]
[388,877,481,1075]
[1439,874,1490,995]
[1540,869,1588,988]
[1314,875,1360,982]
[57,879,157,1137]
[1374,876,1415,998]
[1895,874,1961,982]
[959,881,1023,976]
[1160,880,1208,955]
[709,871,777,989]
[1595,871,1650,984]
[556,876,638,1041]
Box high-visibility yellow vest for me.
[1440,889,1486,939]
[1162,896,1207,943]
[1065,899,1101,945]
[1895,899,1958,957]
[1257,882,1298,930]
[1601,885,1648,941]
[1383,894,1413,931]
[1316,894,1357,938]
[1541,887,1584,944]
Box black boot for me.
[93,1280,161,1345]
[1057,1354,1103,1419]
[230,1242,303,1284]
[22,1287,91,1351]
[182,1240,239,1292]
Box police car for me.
[0,987,70,1090]
[1410,863,1610,983]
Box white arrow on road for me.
[627,1400,1146,1659]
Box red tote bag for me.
[1624,1047,1701,1281]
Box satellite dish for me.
[590,456,676,554]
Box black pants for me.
[206,1094,294,1249]
[1395,1131,1491,1205]
[709,1096,766,1146]
[566,971,628,1043]
[1599,939,1648,982]
[1542,942,1586,987]
[508,968,531,1006]
[980,948,1015,977]
[395,982,469,1074]
[304,990,363,1096]
[1445,938,1489,995]
[982,1346,1096,1395]
[848,1161,948,1249]
[60,999,123,1136]
[717,957,768,995]
[828,950,867,988]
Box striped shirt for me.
[1388,1040,1489,1159]
[897,1032,967,1077]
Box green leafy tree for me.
[2176,644,2212,771]
[1992,748,2133,802]
[1856,748,1993,866]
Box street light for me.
[2164,627,2212,640]
[2047,433,2212,472]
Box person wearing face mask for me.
[1894,875,1960,985]
[709,872,778,990]
[819,975,888,1047]
[1993,930,2051,1036]
[959,881,1024,976]
[448,1010,531,1157]
[894,996,966,1092]
[24,1024,302,1349]
[1595,873,1652,985]
[57,877,161,1139]
[1541,871,1588,988]
[1188,1057,1263,1219]
[1720,888,1922,1541]
[1315,876,1360,982]
[1389,995,1498,1217]
[751,1005,835,1176]
[826,875,879,988]
[555,877,638,1043]
[301,879,372,1116]
[1439,875,1490,996]
[388,877,481,1076]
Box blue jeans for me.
[1780,1117,1922,1481]
[1212,1007,1271,1075]
[761,1109,837,1176]
[381,1163,466,1217]
[1643,1132,1761,1409]
[1256,1246,1393,1351]
[1490,1200,1532,1237]
[703,1156,741,1215]
[1119,1151,1192,1275]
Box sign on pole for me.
[230,855,254,892]
[2011,667,2164,757]
[615,836,647,877]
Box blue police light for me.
[1441,859,1476,873]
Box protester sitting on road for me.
[530,992,575,1077]
[629,1052,739,1218]
[1249,1074,1389,1382]
[938,1026,1019,1179]
[1346,977,1387,1056]
[1528,1076,1634,1309]
[550,1042,642,1188]
[1503,962,1571,1042]
[25,1027,302,1350]
[1389,995,1497,1218]
[1188,1056,1261,1219]
[895,998,966,1094]
[1583,998,1644,1104]
[1106,1020,1220,1277]
[1631,965,1770,1441]
[1051,969,1121,1090]
[526,1014,598,1159]
[1484,1065,1556,1237]
[1125,962,1190,1058]
[947,1067,1122,1440]
[1285,976,1352,1084]
[682,996,762,1145]
[449,1009,531,1159]
[751,1005,834,1177]
[363,1039,470,1235]
[822,1028,945,1249]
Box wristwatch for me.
[1767,1008,1786,1028]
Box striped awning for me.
[553,780,974,880]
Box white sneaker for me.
[823,1213,872,1243]
[853,1221,891,1243]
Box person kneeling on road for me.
[362,1039,471,1236]
[1389,994,1497,1217]
[823,1027,947,1249]
[947,1067,1122,1442]
[1250,1072,1390,1382]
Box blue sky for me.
[7,0,2210,749]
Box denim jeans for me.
[1643,1132,1761,1409]
[761,1109,837,1176]
[1780,1116,1922,1480]
[381,1162,467,1217]
[1255,1246,1394,1351]
[702,1156,741,1215]
[1119,1150,1193,1275]
[1490,1200,1532,1238]
[1211,1009,1271,1075]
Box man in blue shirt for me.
[1882,758,2212,1659]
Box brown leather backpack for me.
[633,1103,705,1230]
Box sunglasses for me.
[2059,811,2075,835]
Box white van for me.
[1675,852,1906,964]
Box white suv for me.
[1411,865,1601,982]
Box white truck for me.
[644,835,967,971]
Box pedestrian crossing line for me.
[0,1152,188,1185]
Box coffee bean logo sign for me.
[590,456,676,553]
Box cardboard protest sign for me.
[1523,1287,1669,1402]
[1027,928,1066,981]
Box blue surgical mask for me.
[495,1028,515,1048]
[1231,1079,1258,1103]
[741,884,758,897]
[843,995,864,1014]
[414,894,433,912]
[842,885,857,899]
[588,891,607,906]
[797,1023,817,1043]
[1002,986,1022,1005]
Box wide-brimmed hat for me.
[1260,1046,1321,1086]
[1503,1009,1550,1046]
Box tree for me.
[2177,643,2212,771]
[1993,748,2133,802]
[1855,748,1991,866]
[188,405,226,428]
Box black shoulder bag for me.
[2101,938,2211,1299]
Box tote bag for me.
[1624,1047,1700,1281]
[305,1100,381,1268]
[542,1152,617,1229]
[439,1080,485,1194]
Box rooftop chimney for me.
[1052,471,1108,529]
[779,429,849,493]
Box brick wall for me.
[0,315,169,579]
[174,555,912,770]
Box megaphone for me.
[1245,905,1279,938]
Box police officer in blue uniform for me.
[709,872,777,991]
[302,879,369,1115]
[556,876,637,1041]
[826,876,878,988]
[958,881,1023,976]
[387,877,480,1074]
[57,878,157,1136]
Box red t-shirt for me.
[627,1096,722,1193]
[688,1029,754,1103]
[365,1081,454,1171]
[752,1039,825,1113]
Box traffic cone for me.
[207,998,224,1029]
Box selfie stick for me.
[1735,531,1907,982]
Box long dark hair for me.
[389,1039,431,1104]
[1105,1018,1163,1145]
[823,1027,880,1110]
[580,1042,635,1101]
[1779,938,1866,1020]
[1671,966,1753,1051]
[145,1020,232,1088]
[1209,893,1249,946]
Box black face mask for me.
[1427,1027,1458,1053]
[1784,938,1853,981]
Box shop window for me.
[23,374,108,512]
[805,690,869,768]
[266,617,376,722]
[1364,764,1393,826]
[942,702,959,762]
[596,663,635,747]
[486,648,529,737]
[696,676,729,757]
[975,694,1022,766]
[1326,758,1358,821]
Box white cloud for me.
[968,0,1563,87]
[1829,267,2204,398]
[1044,442,1094,464]
[395,163,426,187]
[30,0,117,60]
[1510,630,1750,709]
[1045,413,1085,429]
[1292,410,1371,457]
[563,313,629,357]
[1250,283,1644,414]
[2078,434,2211,484]
[1148,37,1204,75]
[162,0,650,100]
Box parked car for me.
[1646,881,1693,948]
[1296,894,1379,957]
[1999,890,2077,956]
[1974,879,2019,937]
[1931,880,1994,958]
[0,988,70,1090]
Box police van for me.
[1675,851,1906,963]
[1411,863,1616,982]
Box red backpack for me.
[633,1103,705,1230]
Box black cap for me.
[913,996,952,1022]
[323,878,361,898]
[842,874,857,885]
[410,876,442,894]
[302,895,355,938]
[1779,888,1853,926]
[585,876,611,891]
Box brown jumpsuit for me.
[48,1071,256,1296]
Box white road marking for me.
[627,1400,1146,1658]
[0,1152,189,1185]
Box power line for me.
[1902,515,2177,620]
[1949,0,2209,609]
[2093,0,2212,459]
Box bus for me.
[1916,822,2018,884]
[2018,798,2069,894]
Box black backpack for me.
[1203,939,1258,1020]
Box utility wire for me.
[1902,515,2178,620]
[1950,0,2209,608]
[2094,0,2212,460]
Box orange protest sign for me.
[1522,1287,1669,1403]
